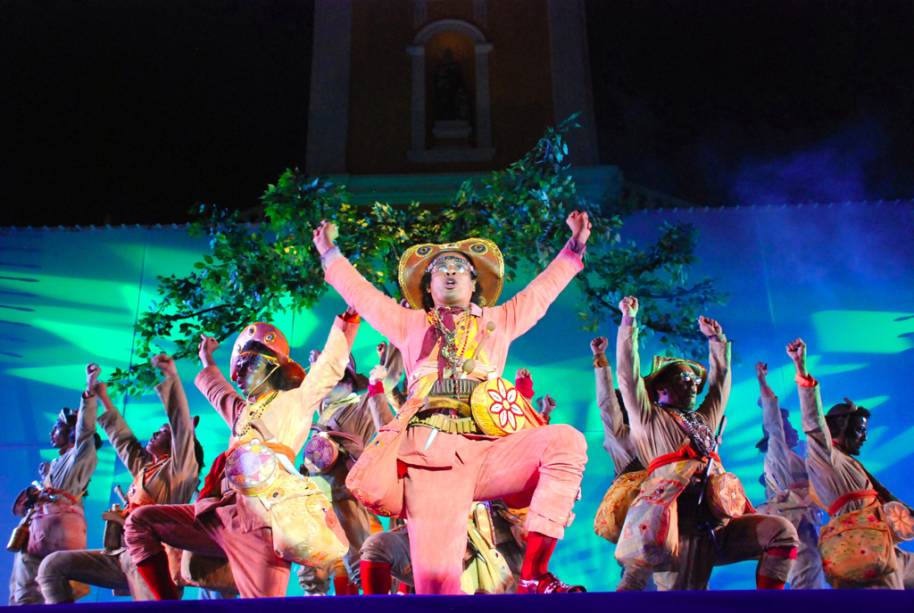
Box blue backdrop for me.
[1,201,912,600]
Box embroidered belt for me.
[409,411,480,434]
[429,378,480,399]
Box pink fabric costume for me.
[322,243,588,594]
[124,316,357,598]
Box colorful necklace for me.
[429,307,471,376]
[233,390,279,438]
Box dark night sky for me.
[3,1,914,226]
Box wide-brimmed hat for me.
[230,322,305,384]
[643,355,707,396]
[398,238,504,309]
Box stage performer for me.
[788,338,914,589]
[753,361,826,589]
[124,312,358,599]
[8,365,102,605]
[37,353,204,602]
[614,296,798,591]
[298,341,403,595]
[313,210,592,594]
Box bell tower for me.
[306,0,599,183]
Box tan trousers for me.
[37,548,154,602]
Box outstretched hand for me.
[151,353,179,379]
[619,296,638,319]
[698,316,724,340]
[756,362,768,382]
[566,210,592,246]
[198,335,219,368]
[86,363,101,394]
[312,220,339,257]
[786,338,808,377]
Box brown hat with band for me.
[398,238,505,309]
[643,355,708,396]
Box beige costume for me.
[37,375,200,602]
[9,395,98,605]
[756,394,826,589]
[798,382,914,589]
[615,320,798,590]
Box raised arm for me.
[756,362,792,492]
[195,335,246,428]
[494,211,589,340]
[594,336,635,475]
[615,296,652,428]
[96,380,148,477]
[73,364,100,462]
[695,316,731,429]
[787,338,835,474]
[295,311,361,427]
[151,354,198,477]
[314,221,412,349]
[593,337,626,440]
[367,363,396,431]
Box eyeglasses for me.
[676,371,702,386]
[427,256,475,276]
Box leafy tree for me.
[110,117,724,395]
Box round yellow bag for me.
[470,378,546,437]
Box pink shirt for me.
[323,244,584,395]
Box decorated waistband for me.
[647,442,721,475]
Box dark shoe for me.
[517,572,586,594]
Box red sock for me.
[360,560,392,595]
[396,582,412,594]
[757,575,786,590]
[521,532,557,580]
[333,573,350,596]
[348,580,360,595]
[136,552,179,600]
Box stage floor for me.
[9,590,914,613]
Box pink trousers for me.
[125,504,289,598]
[403,424,586,594]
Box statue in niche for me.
[433,48,470,121]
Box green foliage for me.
[108,116,724,395]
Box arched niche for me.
[407,19,494,163]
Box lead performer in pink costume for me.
[313,211,591,595]
[124,314,357,599]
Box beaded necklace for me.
[233,390,279,438]
[429,307,471,376]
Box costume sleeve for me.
[55,394,100,496]
[323,251,410,350]
[761,394,792,492]
[696,338,731,429]
[596,362,634,475]
[596,362,626,442]
[295,316,359,431]
[155,375,198,479]
[798,381,837,479]
[97,396,149,477]
[493,244,583,341]
[368,389,397,432]
[195,365,247,429]
[615,320,652,428]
